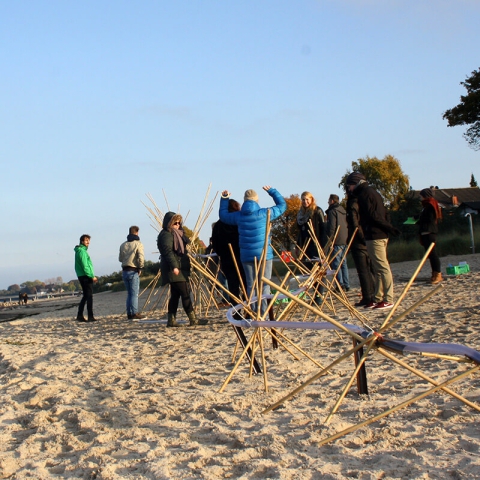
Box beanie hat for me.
[420,188,433,198]
[346,172,366,186]
[244,189,259,202]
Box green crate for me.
[446,264,470,275]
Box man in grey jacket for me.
[326,194,350,291]
[119,226,145,320]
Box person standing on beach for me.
[346,172,400,311]
[157,212,207,327]
[74,234,98,322]
[119,226,146,320]
[416,188,443,284]
[296,191,326,304]
[346,190,375,307]
[325,193,350,291]
[219,186,286,314]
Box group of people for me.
[73,173,443,321]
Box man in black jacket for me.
[346,173,400,310]
[325,194,350,291]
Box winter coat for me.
[211,220,241,269]
[157,212,191,286]
[74,244,94,278]
[296,206,326,259]
[325,202,348,245]
[417,203,439,235]
[354,182,397,241]
[346,195,367,251]
[219,188,286,263]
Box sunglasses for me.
[173,222,181,226]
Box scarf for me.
[297,207,313,226]
[127,234,140,242]
[172,228,189,255]
[422,197,442,221]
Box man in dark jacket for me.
[325,194,350,291]
[346,172,400,310]
[346,193,375,307]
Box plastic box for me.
[446,264,470,275]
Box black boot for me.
[76,313,87,322]
[167,313,182,328]
[187,311,208,326]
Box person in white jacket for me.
[119,226,145,320]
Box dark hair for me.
[346,171,366,185]
[228,199,241,212]
[79,234,91,244]
[129,225,139,235]
[329,194,339,203]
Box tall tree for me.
[443,68,480,150]
[470,173,478,187]
[271,194,301,250]
[338,155,410,210]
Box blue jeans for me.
[242,259,273,314]
[122,270,140,315]
[331,245,350,289]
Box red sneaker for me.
[363,302,377,309]
[373,301,393,310]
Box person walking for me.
[416,188,443,284]
[119,226,146,320]
[325,194,350,291]
[219,186,286,314]
[346,191,375,307]
[157,212,207,327]
[74,234,98,322]
[346,172,400,311]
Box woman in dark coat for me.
[211,199,246,306]
[157,211,207,327]
[296,191,326,304]
[416,188,443,284]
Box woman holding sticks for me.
[157,212,208,327]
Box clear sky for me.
[1,0,479,290]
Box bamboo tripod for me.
[220,238,480,445]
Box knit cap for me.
[420,188,433,198]
[244,189,259,202]
[346,172,366,185]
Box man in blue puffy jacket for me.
[219,186,286,314]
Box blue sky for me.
[1,0,479,290]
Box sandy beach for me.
[1,254,480,479]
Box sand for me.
[1,254,480,479]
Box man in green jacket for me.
[74,234,98,322]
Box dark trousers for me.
[221,261,246,305]
[78,276,94,317]
[351,246,375,303]
[168,281,193,315]
[420,233,441,273]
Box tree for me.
[7,284,21,293]
[338,155,410,210]
[470,173,478,187]
[443,68,480,150]
[271,194,302,250]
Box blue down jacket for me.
[219,188,286,263]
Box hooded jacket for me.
[325,202,348,245]
[74,244,94,278]
[354,182,397,240]
[157,212,191,285]
[219,188,286,263]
